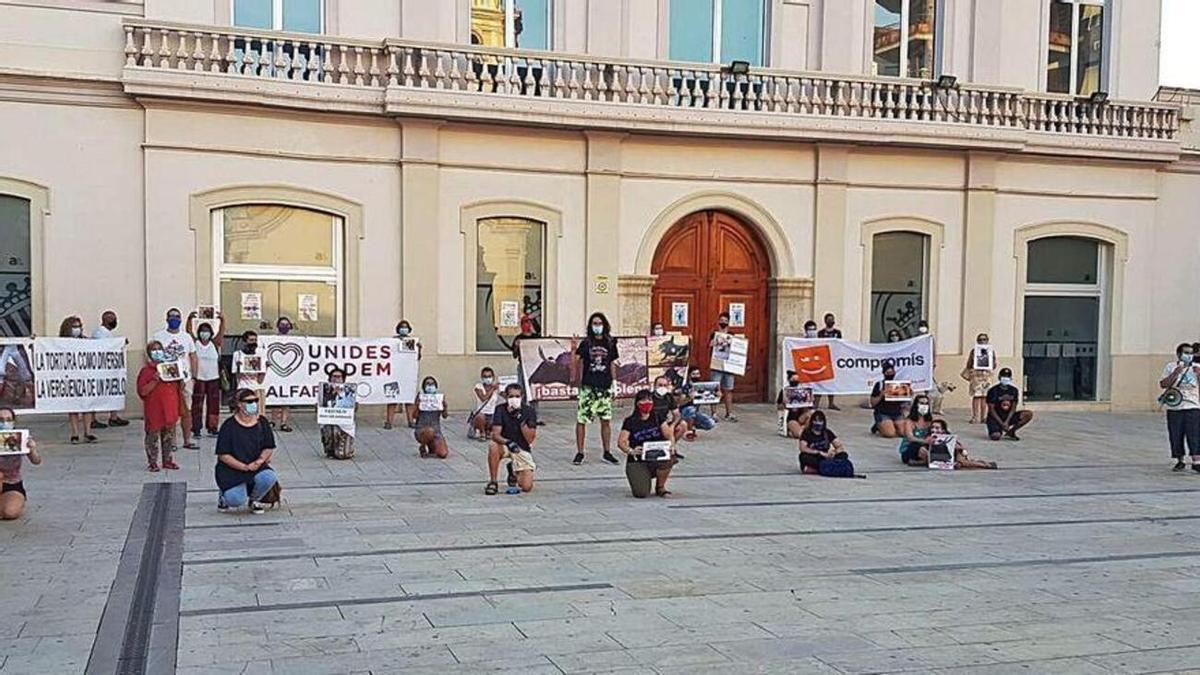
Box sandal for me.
[383,422,393,430]
[162,460,180,470]
[655,488,672,498]
[280,424,293,433]
[85,434,98,444]
[147,463,160,472]
[484,481,498,495]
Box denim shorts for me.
[711,370,736,391]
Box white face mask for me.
[654,386,668,396]
[918,326,929,334]
[507,396,522,409]
[917,404,930,416]
[805,329,817,338]
[652,327,664,336]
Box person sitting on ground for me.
[677,366,716,441]
[898,393,935,465]
[0,407,41,520]
[777,371,813,439]
[469,367,501,441]
[414,375,450,459]
[870,360,905,438]
[485,383,538,495]
[985,368,1034,441]
[650,375,687,458]
[930,419,998,469]
[798,410,846,475]
[137,340,180,472]
[617,389,677,498]
[215,388,278,514]
[320,367,356,460]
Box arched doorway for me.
[651,210,771,401]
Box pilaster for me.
[616,274,656,336]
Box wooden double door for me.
[651,210,771,401]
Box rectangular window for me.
[233,0,323,33]
[214,205,342,338]
[471,0,552,49]
[476,218,544,352]
[870,232,929,342]
[670,0,765,65]
[0,195,31,337]
[873,0,938,78]
[1046,0,1106,95]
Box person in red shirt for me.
[137,340,181,472]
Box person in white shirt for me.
[188,310,225,437]
[89,310,131,428]
[469,367,502,441]
[152,308,199,450]
[1160,342,1200,472]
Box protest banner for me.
[710,332,748,376]
[614,337,649,398]
[259,336,417,406]
[647,335,690,368]
[4,337,128,414]
[317,382,357,435]
[781,335,934,395]
[518,337,578,401]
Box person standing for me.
[707,312,738,422]
[485,382,538,495]
[137,340,180,472]
[816,313,842,410]
[90,310,130,428]
[59,316,96,444]
[269,316,295,432]
[963,333,996,425]
[188,312,225,438]
[0,407,42,520]
[215,388,278,514]
[1160,343,1200,472]
[385,319,421,429]
[153,308,199,450]
[573,312,620,465]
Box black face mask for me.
[243,343,258,354]
[789,380,801,387]
[104,319,117,329]
[884,371,895,380]
[719,322,729,329]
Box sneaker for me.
[1192,464,1200,474]
[109,417,130,427]
[250,501,267,514]
[1174,460,1187,472]
[383,422,393,430]
[85,434,98,443]
[828,404,841,411]
[207,429,219,438]
[602,452,620,465]
[572,452,584,465]
[91,420,108,429]
[280,424,293,433]
[724,415,739,423]
[183,442,200,450]
[217,498,229,512]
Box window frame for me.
[1046,0,1109,96]
[211,205,344,336]
[868,230,931,343]
[669,0,770,67]
[505,0,553,50]
[871,0,943,80]
[474,216,548,354]
[230,0,325,33]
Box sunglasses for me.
[239,397,260,404]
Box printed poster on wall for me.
[710,332,748,376]
[298,294,319,322]
[728,303,746,328]
[499,300,520,328]
[240,292,262,320]
[259,336,418,406]
[671,302,688,328]
[781,334,934,395]
[0,337,127,414]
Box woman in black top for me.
[776,371,813,438]
[798,410,847,473]
[215,388,278,514]
[617,390,676,498]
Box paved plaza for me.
[3,402,1200,674]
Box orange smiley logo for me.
[791,345,835,383]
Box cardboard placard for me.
[0,429,29,456]
[782,386,814,409]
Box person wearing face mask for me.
[1160,343,1200,472]
[650,322,666,337]
[707,312,740,422]
[188,313,225,438]
[650,375,686,458]
[414,376,450,459]
[510,323,541,420]
[618,389,677,498]
[676,367,716,440]
[963,333,996,424]
[798,410,847,475]
[573,312,621,465]
[58,315,97,444]
[485,383,538,495]
[470,367,502,441]
[137,340,181,472]
[985,368,1034,441]
[91,310,131,428]
[320,367,356,460]
[386,319,422,430]
[153,308,200,450]
[0,407,41,520]
[232,330,266,410]
[776,371,813,439]
[816,313,842,410]
[869,360,904,438]
[268,316,295,432]
[928,419,998,469]
[215,388,278,514]
[897,393,935,465]
[886,329,904,343]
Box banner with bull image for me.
[0,337,127,413]
[258,336,419,406]
[781,335,934,395]
[519,335,691,401]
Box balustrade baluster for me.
[431,50,446,89]
[651,68,665,106]
[174,31,189,70]
[223,34,237,74]
[208,34,222,73]
[552,60,567,97]
[191,32,206,71]
[157,29,172,68]
[368,49,381,86]
[124,26,137,66]
[139,27,154,67]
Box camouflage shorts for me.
[577,386,614,424]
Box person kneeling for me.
[215,389,279,514]
[617,390,678,498]
[985,368,1033,441]
[797,410,850,476]
[486,384,538,495]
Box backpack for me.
[259,481,282,509]
[818,455,855,478]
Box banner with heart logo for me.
[258,336,418,406]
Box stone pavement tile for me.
[655,656,843,674]
[607,621,776,650]
[177,635,361,667]
[1085,644,1200,673]
[266,643,458,674]
[708,632,877,664]
[972,635,1136,662]
[400,654,563,674]
[178,626,269,649]
[548,644,732,673]
[934,657,1115,674]
[352,621,522,652]
[176,664,252,675]
[179,605,342,631]
[446,631,626,663]
[514,613,681,638]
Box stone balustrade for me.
[121,19,1179,145]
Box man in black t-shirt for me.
[816,313,842,410]
[215,388,278,514]
[572,312,620,465]
[486,383,538,494]
[985,367,1034,441]
[869,360,904,438]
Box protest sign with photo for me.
[710,332,748,376]
[647,335,690,368]
[518,337,578,401]
[259,336,418,406]
[24,337,127,414]
[0,340,35,410]
[641,440,672,462]
[690,381,721,405]
[782,386,814,409]
[418,393,444,412]
[782,335,934,395]
[883,380,914,402]
[972,344,995,371]
[614,337,649,398]
[156,361,184,382]
[649,365,688,391]
[929,434,957,470]
[196,305,216,320]
[0,429,29,456]
[317,382,357,434]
